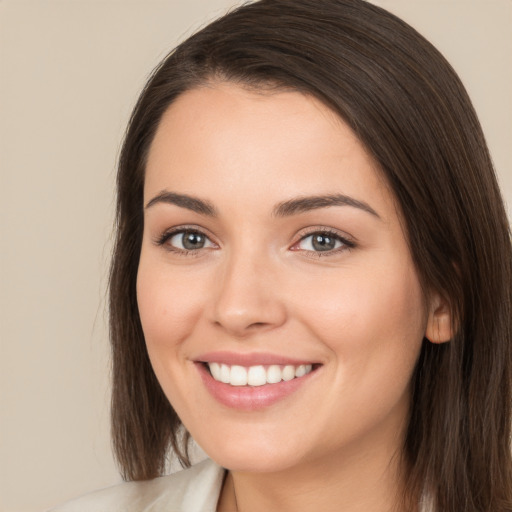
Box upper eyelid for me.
[292,231,355,251]
[154,228,217,255]
[156,225,215,242]
[294,226,356,244]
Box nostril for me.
[248,322,268,329]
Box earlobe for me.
[425,293,453,344]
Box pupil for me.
[312,234,335,251]
[183,232,204,250]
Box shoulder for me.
[48,458,225,512]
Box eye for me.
[292,230,355,254]
[158,229,216,252]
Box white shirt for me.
[49,457,434,512]
[48,458,225,512]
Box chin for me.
[195,433,307,473]
[209,452,304,474]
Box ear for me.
[425,292,453,344]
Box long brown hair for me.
[109,1,512,509]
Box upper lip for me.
[194,351,320,367]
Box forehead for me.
[144,83,395,220]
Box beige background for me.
[0,1,510,511]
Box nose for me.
[210,249,287,338]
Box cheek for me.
[298,261,427,385]
[136,259,206,355]
[295,264,427,446]
[136,259,213,417]
[304,266,424,333]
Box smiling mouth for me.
[203,362,319,387]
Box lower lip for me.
[196,363,319,411]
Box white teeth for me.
[282,365,295,381]
[230,365,248,386]
[247,365,266,386]
[295,364,312,377]
[207,362,314,386]
[295,364,307,377]
[266,365,282,384]
[220,364,231,384]
[209,362,221,380]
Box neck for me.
[218,438,414,512]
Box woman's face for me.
[137,83,428,473]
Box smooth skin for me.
[137,83,452,512]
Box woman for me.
[53,0,512,511]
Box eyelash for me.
[155,227,216,257]
[291,228,356,257]
[154,226,356,257]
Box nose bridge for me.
[211,240,286,336]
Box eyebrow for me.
[145,190,380,219]
[272,194,381,219]
[145,191,218,216]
